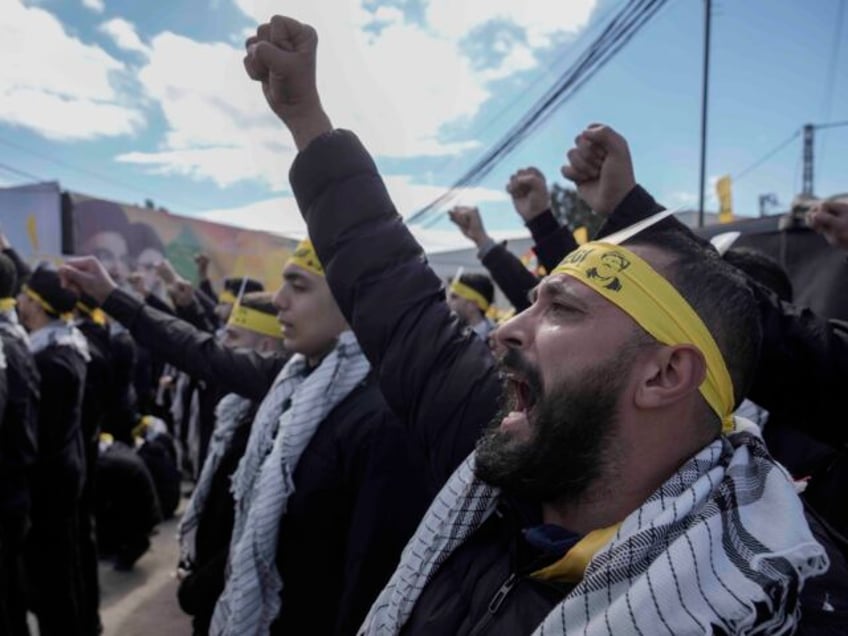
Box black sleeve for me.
[199,279,217,304]
[526,210,579,273]
[3,248,31,293]
[194,288,220,330]
[748,287,848,446]
[102,289,283,402]
[175,297,217,333]
[291,130,501,487]
[480,242,537,312]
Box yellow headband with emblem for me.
[226,302,283,339]
[0,297,16,312]
[286,239,324,277]
[218,290,238,305]
[551,241,735,433]
[450,280,491,312]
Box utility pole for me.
[697,0,712,228]
[802,123,814,197]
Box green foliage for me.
[549,183,604,239]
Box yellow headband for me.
[286,239,324,277]
[76,301,107,327]
[0,297,16,311]
[227,303,283,339]
[552,242,735,433]
[218,290,237,305]
[450,280,490,312]
[23,285,59,316]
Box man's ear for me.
[634,344,706,410]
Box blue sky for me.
[0,0,845,252]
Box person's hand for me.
[127,272,149,297]
[194,253,210,279]
[155,259,179,286]
[244,15,332,150]
[561,124,636,216]
[168,279,195,308]
[58,257,118,305]
[448,206,490,247]
[506,167,550,222]
[807,199,848,249]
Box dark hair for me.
[626,225,762,419]
[723,246,793,303]
[0,253,16,298]
[459,273,495,306]
[128,222,165,259]
[239,291,277,316]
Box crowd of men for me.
[2,12,848,636]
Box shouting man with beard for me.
[241,15,828,634]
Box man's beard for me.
[474,348,631,503]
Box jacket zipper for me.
[467,573,518,636]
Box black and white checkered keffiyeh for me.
[178,392,253,569]
[360,418,828,635]
[210,330,371,636]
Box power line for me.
[0,161,47,184]
[818,0,845,172]
[814,119,848,131]
[0,135,204,212]
[731,129,800,182]
[407,0,672,226]
[429,0,632,184]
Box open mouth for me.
[506,373,539,417]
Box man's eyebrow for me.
[532,278,589,308]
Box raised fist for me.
[448,206,489,247]
[244,15,331,148]
[561,124,635,216]
[506,167,549,222]
[807,199,848,250]
[59,257,118,305]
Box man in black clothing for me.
[17,264,88,636]
[61,239,430,635]
[0,253,40,636]
[177,291,287,635]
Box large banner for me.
[0,182,64,264]
[70,193,299,297]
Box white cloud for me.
[82,0,104,13]
[121,0,598,190]
[99,17,151,56]
[195,177,509,250]
[0,0,142,140]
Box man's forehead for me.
[282,262,319,282]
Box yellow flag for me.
[715,176,734,224]
[26,214,39,251]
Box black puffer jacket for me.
[291,129,848,634]
[102,290,430,635]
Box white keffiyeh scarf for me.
[178,392,254,569]
[211,330,371,636]
[360,418,829,635]
[0,308,29,345]
[28,319,90,362]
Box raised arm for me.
[448,205,538,311]
[243,15,499,484]
[60,257,283,402]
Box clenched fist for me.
[244,15,332,150]
[506,167,550,222]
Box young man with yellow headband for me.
[243,15,828,634]
[447,272,497,341]
[16,263,90,636]
[60,237,430,636]
[177,291,286,634]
